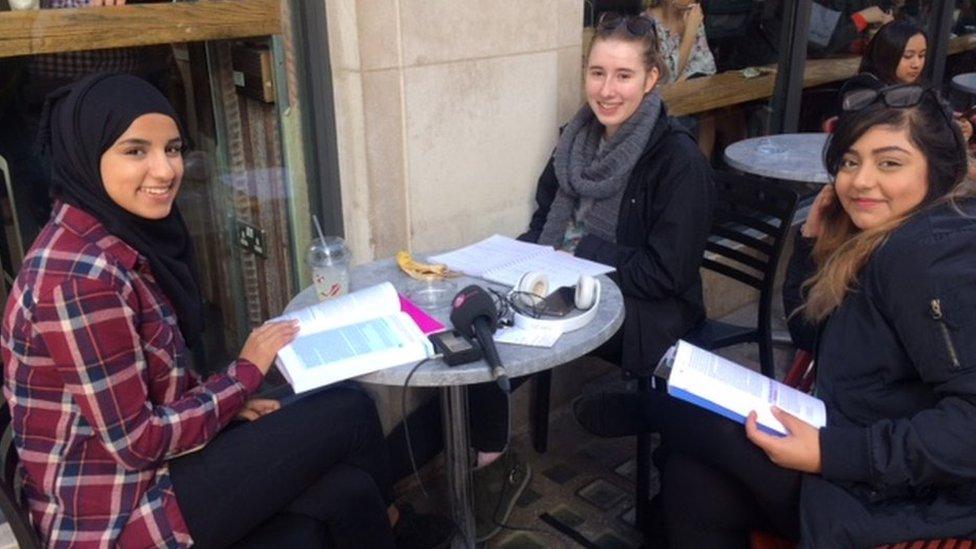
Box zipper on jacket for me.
[930,299,962,370]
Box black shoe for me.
[573,391,650,437]
[393,504,454,549]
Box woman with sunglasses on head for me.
[577,77,976,546]
[1,73,451,549]
[466,12,715,542]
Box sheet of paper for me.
[494,326,562,347]
[429,234,552,277]
[484,251,614,293]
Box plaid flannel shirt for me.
[2,202,263,548]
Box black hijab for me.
[37,73,203,348]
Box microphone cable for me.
[401,355,441,499]
[485,385,552,540]
[400,355,555,543]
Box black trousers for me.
[169,386,396,549]
[642,390,802,548]
[467,326,625,452]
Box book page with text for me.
[278,282,401,335]
[278,311,431,392]
[670,341,826,435]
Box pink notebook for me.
[398,294,445,335]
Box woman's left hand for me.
[236,398,281,421]
[745,406,822,473]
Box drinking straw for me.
[312,214,327,243]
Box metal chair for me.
[0,153,25,306]
[685,170,799,378]
[0,402,42,549]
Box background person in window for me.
[642,0,724,160]
[859,20,927,85]
[643,0,716,83]
[466,13,715,542]
[1,73,450,549]
[577,78,976,547]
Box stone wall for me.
[324,0,584,262]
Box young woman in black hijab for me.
[1,73,449,549]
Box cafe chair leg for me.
[635,375,654,532]
[531,370,551,453]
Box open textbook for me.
[274,283,434,393]
[656,340,826,436]
[429,234,614,295]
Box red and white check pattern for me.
[2,202,263,548]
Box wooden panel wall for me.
[0,0,279,58]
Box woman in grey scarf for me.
[468,12,715,543]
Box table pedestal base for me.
[441,385,475,548]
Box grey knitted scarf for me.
[538,91,662,247]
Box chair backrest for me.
[0,402,42,549]
[703,171,798,329]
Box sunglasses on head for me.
[596,12,658,39]
[841,84,931,112]
[840,83,964,152]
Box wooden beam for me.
[0,0,280,59]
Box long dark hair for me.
[804,87,969,321]
[859,20,927,85]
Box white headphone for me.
[510,271,601,333]
[514,271,598,310]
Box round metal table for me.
[724,132,831,184]
[285,257,624,547]
[952,72,976,95]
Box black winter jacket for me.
[797,200,976,547]
[519,111,714,375]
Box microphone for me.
[450,285,510,392]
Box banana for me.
[396,250,456,280]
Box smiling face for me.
[895,33,927,84]
[585,38,659,139]
[99,113,184,220]
[835,124,929,230]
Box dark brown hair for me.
[588,13,669,83]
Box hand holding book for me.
[745,406,822,474]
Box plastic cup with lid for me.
[308,236,350,301]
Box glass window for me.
[794,1,937,133]
[0,1,316,374]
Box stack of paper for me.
[429,234,614,294]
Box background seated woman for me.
[466,12,715,543]
[577,76,976,546]
[1,73,449,549]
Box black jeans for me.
[642,390,802,548]
[169,386,396,549]
[467,325,624,452]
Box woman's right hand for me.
[238,320,301,375]
[801,185,835,239]
[682,3,704,29]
